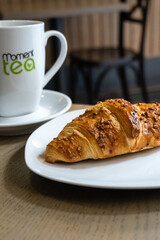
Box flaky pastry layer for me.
[45,99,160,163]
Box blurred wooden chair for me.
[69,0,150,104]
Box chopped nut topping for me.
[100,145,105,149]
[153,124,159,129]
[153,117,157,122]
[77,146,81,153]
[141,112,149,118]
[122,104,127,108]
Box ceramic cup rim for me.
[0,20,44,28]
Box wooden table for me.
[0,0,128,19]
[1,103,160,240]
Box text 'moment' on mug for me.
[0,20,67,117]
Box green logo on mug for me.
[2,50,35,75]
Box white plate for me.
[25,109,160,189]
[0,90,72,136]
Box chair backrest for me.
[119,0,150,56]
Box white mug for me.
[0,20,67,117]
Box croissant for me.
[45,99,160,163]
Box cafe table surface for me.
[1,103,160,240]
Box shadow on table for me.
[4,146,160,215]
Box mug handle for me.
[43,30,67,88]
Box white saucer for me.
[0,90,72,136]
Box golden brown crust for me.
[45,99,160,163]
